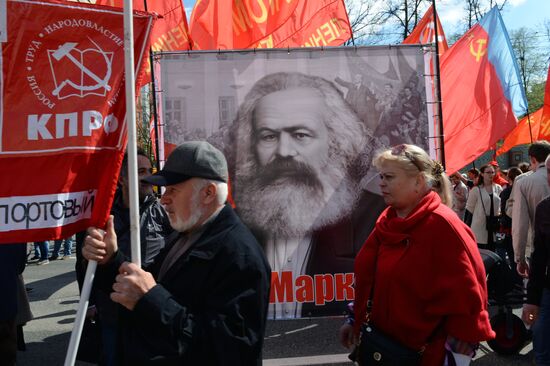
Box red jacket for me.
[354,191,494,366]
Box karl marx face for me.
[253,88,330,181]
[234,84,363,238]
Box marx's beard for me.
[234,156,358,238]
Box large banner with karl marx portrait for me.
[157,46,435,318]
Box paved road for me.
[17,258,536,365]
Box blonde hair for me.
[373,144,453,207]
[432,171,453,208]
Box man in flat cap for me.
[83,141,271,365]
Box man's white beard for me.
[169,196,204,233]
[235,161,358,239]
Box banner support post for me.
[63,261,97,366]
[143,0,162,170]
[432,0,446,170]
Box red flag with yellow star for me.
[440,7,527,173]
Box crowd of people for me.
[448,142,550,365]
[27,237,74,265]
[1,91,549,365]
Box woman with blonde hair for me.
[430,160,453,208]
[340,144,494,366]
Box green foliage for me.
[510,27,547,95]
[135,83,156,167]
[526,81,546,113]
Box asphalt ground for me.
[16,256,536,366]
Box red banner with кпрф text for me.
[0,0,153,243]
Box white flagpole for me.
[64,261,97,366]
[122,0,142,267]
[64,3,141,365]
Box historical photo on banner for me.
[157,46,433,318]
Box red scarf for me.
[353,191,441,334]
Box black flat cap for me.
[142,141,228,186]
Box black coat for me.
[303,190,386,316]
[111,191,173,266]
[527,196,550,305]
[95,192,174,326]
[0,243,27,321]
[96,205,271,365]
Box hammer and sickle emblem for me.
[469,38,488,62]
[51,37,112,97]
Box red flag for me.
[74,0,191,52]
[0,1,153,243]
[190,0,352,50]
[73,0,192,81]
[71,0,192,160]
[403,5,449,56]
[496,108,541,156]
[440,7,527,173]
[539,66,550,140]
[403,5,449,163]
[143,0,191,53]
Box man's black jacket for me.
[0,243,26,321]
[95,191,173,326]
[527,196,550,305]
[95,204,271,365]
[111,191,173,266]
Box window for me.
[164,97,186,126]
[511,151,523,163]
[218,96,236,127]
